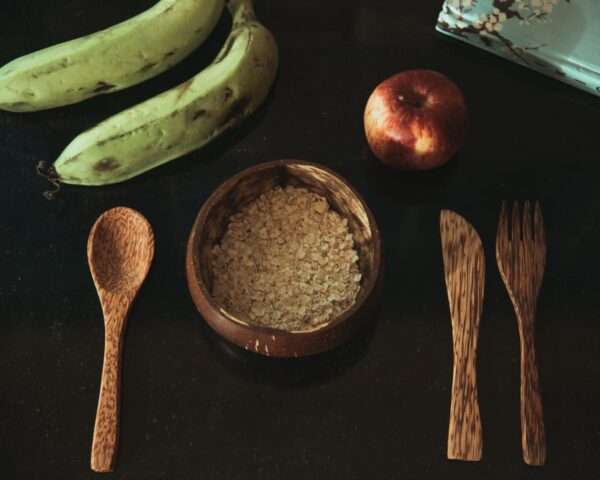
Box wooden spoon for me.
[87,207,154,472]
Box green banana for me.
[0,0,225,112]
[43,0,277,187]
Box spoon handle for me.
[91,297,130,472]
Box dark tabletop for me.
[2,1,599,479]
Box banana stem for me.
[36,161,61,200]
[228,0,256,25]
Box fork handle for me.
[519,320,546,466]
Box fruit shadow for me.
[93,42,280,188]
[196,293,383,389]
[147,89,275,178]
[362,147,460,206]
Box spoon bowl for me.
[88,208,154,294]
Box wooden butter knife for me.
[440,210,484,461]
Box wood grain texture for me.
[496,201,546,466]
[440,210,484,462]
[87,207,155,472]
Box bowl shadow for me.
[197,296,382,389]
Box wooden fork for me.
[496,201,546,466]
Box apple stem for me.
[397,94,423,109]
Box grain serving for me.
[210,186,362,331]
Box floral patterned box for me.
[436,0,600,97]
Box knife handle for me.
[447,351,482,461]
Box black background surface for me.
[2,1,599,479]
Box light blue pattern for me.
[436,0,600,96]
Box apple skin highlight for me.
[364,70,468,171]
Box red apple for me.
[364,70,467,170]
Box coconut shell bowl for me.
[186,159,382,358]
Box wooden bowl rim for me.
[186,159,382,355]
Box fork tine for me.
[497,201,509,250]
[512,201,521,242]
[522,200,532,241]
[534,201,546,248]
